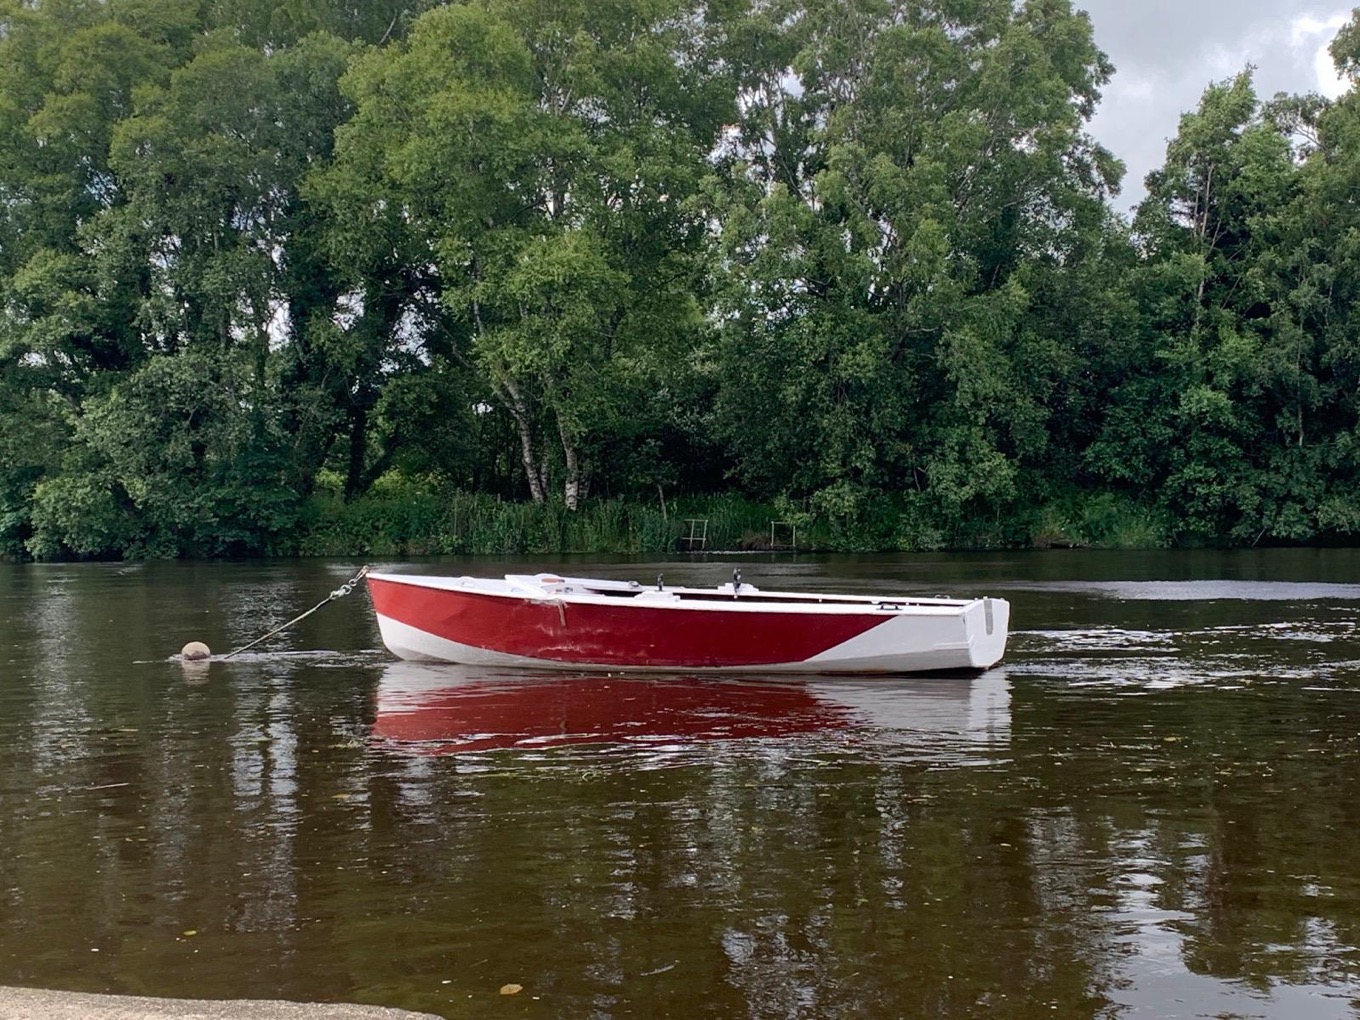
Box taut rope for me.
[221,565,370,660]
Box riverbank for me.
[0,987,440,1020]
[289,485,1172,558]
[10,467,1191,563]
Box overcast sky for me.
[1078,0,1356,211]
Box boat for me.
[366,570,1009,674]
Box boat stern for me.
[798,596,1011,674]
[962,596,1009,670]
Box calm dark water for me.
[3,550,1360,1019]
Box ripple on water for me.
[1012,619,1360,692]
[997,579,1360,601]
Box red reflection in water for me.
[373,664,853,752]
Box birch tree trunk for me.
[559,415,583,511]
[500,378,549,504]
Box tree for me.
[109,31,383,499]
[1115,68,1355,543]
[708,0,1123,537]
[0,0,193,555]
[28,351,298,557]
[0,2,398,557]
[320,0,735,508]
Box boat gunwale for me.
[366,571,989,616]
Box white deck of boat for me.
[368,572,980,613]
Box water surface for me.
[2,550,1359,1018]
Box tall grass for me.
[1022,490,1173,550]
[296,481,826,557]
[294,475,1177,557]
[299,486,680,556]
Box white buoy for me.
[181,641,211,661]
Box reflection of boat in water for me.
[373,662,1011,754]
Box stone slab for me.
[0,987,442,1020]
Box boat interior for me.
[503,573,969,609]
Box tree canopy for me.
[2,0,1360,558]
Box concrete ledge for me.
[0,986,442,1020]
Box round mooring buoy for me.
[180,641,211,662]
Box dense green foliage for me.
[2,0,1360,558]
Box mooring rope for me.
[221,565,370,660]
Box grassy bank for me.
[297,486,777,557]
[295,477,1175,557]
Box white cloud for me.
[1291,13,1349,47]
[1291,13,1351,97]
[1314,42,1349,97]
[1080,2,1356,210]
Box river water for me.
[2,550,1360,1019]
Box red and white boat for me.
[367,570,1009,674]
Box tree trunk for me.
[344,403,368,499]
[559,415,583,511]
[500,378,548,504]
[471,292,549,504]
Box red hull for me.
[369,575,885,669]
